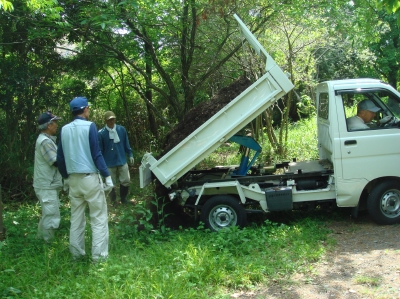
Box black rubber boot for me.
[120,185,129,204]
[109,188,117,205]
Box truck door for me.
[337,88,400,181]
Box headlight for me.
[168,192,176,201]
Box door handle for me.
[344,140,357,145]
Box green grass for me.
[353,275,381,287]
[0,200,332,299]
[0,117,334,298]
[260,117,319,163]
[198,117,319,169]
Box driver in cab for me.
[347,99,391,131]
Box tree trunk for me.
[145,40,158,138]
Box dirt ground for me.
[231,212,400,299]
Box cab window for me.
[339,89,400,131]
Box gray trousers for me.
[35,188,61,242]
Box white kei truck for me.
[140,14,400,231]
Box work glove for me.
[63,178,69,192]
[104,176,114,192]
[129,157,134,165]
[379,116,392,124]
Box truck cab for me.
[317,79,400,224]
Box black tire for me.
[367,180,400,225]
[200,195,247,231]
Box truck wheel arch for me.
[367,179,400,225]
[358,177,400,209]
[200,195,247,231]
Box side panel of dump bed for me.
[142,69,293,188]
[140,15,294,188]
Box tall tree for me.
[368,11,400,88]
[0,0,77,194]
[57,0,285,130]
[353,0,400,88]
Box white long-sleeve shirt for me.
[346,116,370,131]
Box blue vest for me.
[61,119,98,174]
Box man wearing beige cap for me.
[98,111,134,205]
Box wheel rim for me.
[380,189,400,218]
[208,204,237,230]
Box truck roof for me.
[320,78,382,86]
[317,78,398,94]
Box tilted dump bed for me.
[140,14,294,188]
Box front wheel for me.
[200,195,247,231]
[367,180,400,224]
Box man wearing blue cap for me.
[33,111,63,242]
[57,96,114,263]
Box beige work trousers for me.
[108,163,130,187]
[68,173,109,262]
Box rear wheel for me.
[367,180,400,224]
[200,195,246,231]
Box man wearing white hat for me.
[98,111,134,205]
[33,111,63,242]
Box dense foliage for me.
[0,2,398,297]
[0,0,399,198]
